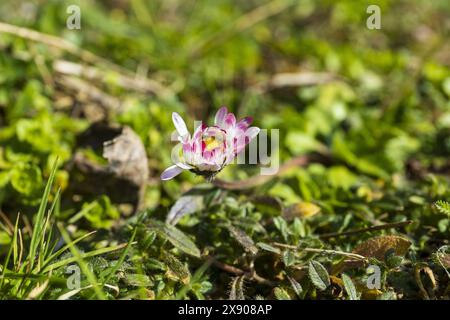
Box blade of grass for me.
[27,159,58,271]
[0,213,20,288]
[56,223,107,300]
[38,231,97,272]
[68,201,97,224]
[39,188,61,266]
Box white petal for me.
[172,112,189,138]
[214,106,228,128]
[246,127,260,140]
[176,162,193,170]
[161,165,184,180]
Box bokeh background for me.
[0,0,449,299]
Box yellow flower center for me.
[204,136,221,151]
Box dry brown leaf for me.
[332,235,411,274]
[360,288,383,299]
[330,275,343,287]
[352,235,411,260]
[70,124,148,213]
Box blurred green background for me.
[0,0,448,211]
[0,0,449,300]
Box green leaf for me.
[435,200,450,217]
[10,163,42,196]
[227,225,258,255]
[149,220,201,258]
[377,291,397,300]
[308,260,330,291]
[162,251,191,284]
[176,259,213,300]
[327,166,357,190]
[273,216,290,241]
[341,273,359,300]
[282,250,296,267]
[285,132,325,155]
[286,275,303,298]
[125,274,153,287]
[256,242,281,254]
[166,195,204,225]
[332,132,389,179]
[274,287,291,300]
[70,196,120,229]
[0,231,10,245]
[385,249,403,268]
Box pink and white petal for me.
[224,113,236,130]
[182,143,192,154]
[204,126,224,140]
[201,140,207,153]
[214,106,228,128]
[193,122,206,140]
[232,127,246,140]
[236,117,253,131]
[202,150,214,161]
[233,136,249,155]
[192,138,202,154]
[172,112,189,138]
[161,165,184,180]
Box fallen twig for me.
[55,75,121,113]
[0,22,174,99]
[207,256,275,286]
[0,209,14,235]
[53,60,168,96]
[213,152,331,190]
[319,220,413,240]
[271,242,367,261]
[252,72,340,93]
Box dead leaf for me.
[332,235,411,274]
[27,279,49,299]
[352,235,411,260]
[69,123,148,213]
[361,288,383,299]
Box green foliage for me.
[341,274,359,300]
[0,0,449,300]
[274,287,291,300]
[148,220,201,258]
[69,196,120,229]
[308,261,330,291]
[435,200,450,217]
